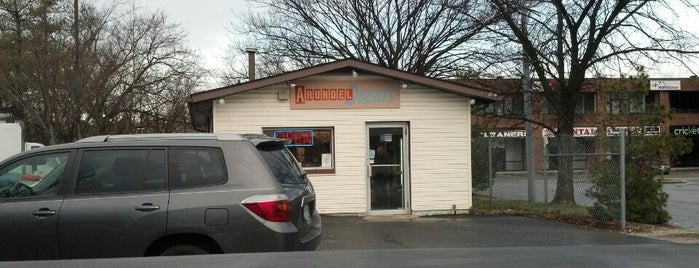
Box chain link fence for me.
[473,133,626,229]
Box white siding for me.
[213,83,472,215]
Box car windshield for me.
[257,146,306,184]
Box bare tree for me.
[81,6,202,136]
[483,0,699,204]
[0,0,202,144]
[225,0,501,81]
[0,0,75,144]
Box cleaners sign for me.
[290,80,400,110]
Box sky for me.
[93,0,249,74]
[91,0,699,83]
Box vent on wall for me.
[278,89,289,100]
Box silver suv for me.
[0,133,321,260]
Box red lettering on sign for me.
[274,131,314,146]
[293,87,354,104]
[305,88,313,101]
[294,86,305,104]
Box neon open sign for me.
[273,130,314,147]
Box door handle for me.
[32,208,57,217]
[135,203,160,212]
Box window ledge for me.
[304,169,335,175]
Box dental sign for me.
[650,80,681,91]
[543,126,660,137]
[542,127,597,138]
[291,80,400,110]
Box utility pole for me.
[522,7,536,203]
[73,0,82,139]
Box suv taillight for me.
[242,195,291,222]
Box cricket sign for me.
[290,80,400,110]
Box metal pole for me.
[73,0,81,139]
[620,131,626,232]
[543,138,549,211]
[522,9,536,203]
[488,138,493,205]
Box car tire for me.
[158,244,211,256]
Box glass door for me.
[367,123,408,213]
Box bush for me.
[586,160,621,222]
[471,124,494,191]
[586,135,688,224]
[625,163,669,224]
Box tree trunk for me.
[552,131,575,204]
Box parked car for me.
[0,133,321,260]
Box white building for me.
[188,59,497,216]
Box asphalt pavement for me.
[320,215,662,250]
[662,168,699,228]
[3,215,697,267]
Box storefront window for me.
[262,127,334,173]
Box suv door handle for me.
[32,208,57,217]
[135,203,160,212]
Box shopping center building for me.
[471,78,699,171]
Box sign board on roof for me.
[650,80,681,91]
[291,80,400,110]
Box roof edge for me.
[189,59,499,103]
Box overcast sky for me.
[92,0,698,81]
[134,0,242,71]
[93,0,248,73]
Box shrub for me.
[586,135,689,224]
[471,124,494,191]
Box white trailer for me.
[0,123,22,162]
[0,123,44,162]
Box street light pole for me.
[522,7,536,203]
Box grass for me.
[471,194,630,231]
[471,194,589,218]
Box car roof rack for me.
[75,133,246,143]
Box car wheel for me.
[158,244,210,256]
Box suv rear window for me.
[168,148,226,188]
[258,147,306,184]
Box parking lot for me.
[474,168,699,228]
[662,168,699,227]
[320,215,661,250]
[5,215,697,268]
